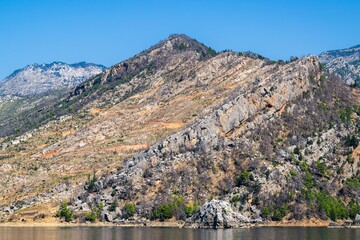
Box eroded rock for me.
[185,200,251,228]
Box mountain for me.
[0,62,106,96]
[319,44,360,85]
[0,61,105,138]
[0,35,359,226]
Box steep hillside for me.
[0,62,105,137]
[319,44,360,85]
[0,35,359,225]
[75,57,360,223]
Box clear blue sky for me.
[0,0,359,79]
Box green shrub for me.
[301,188,316,200]
[293,146,300,155]
[84,211,97,222]
[304,171,314,189]
[172,195,184,212]
[184,202,199,218]
[339,107,352,124]
[111,189,116,197]
[55,202,72,222]
[346,178,360,190]
[316,160,326,176]
[272,205,288,221]
[299,160,309,171]
[123,203,136,219]
[353,105,360,115]
[290,170,297,176]
[306,139,314,145]
[91,206,100,219]
[344,135,359,148]
[174,43,188,51]
[151,203,174,221]
[151,196,187,220]
[109,201,118,212]
[207,47,217,56]
[318,102,328,112]
[231,194,240,205]
[87,172,97,192]
[263,205,271,219]
[98,202,104,211]
[316,191,348,221]
[347,154,355,164]
[348,200,360,219]
[236,171,253,186]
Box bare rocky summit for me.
[0,62,105,96]
[0,61,105,138]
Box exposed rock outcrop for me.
[185,200,251,228]
[355,214,360,226]
[74,55,321,210]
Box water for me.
[0,226,359,240]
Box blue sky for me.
[0,0,359,79]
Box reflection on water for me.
[0,226,359,240]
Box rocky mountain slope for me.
[319,44,360,85]
[0,62,105,137]
[0,62,105,96]
[0,35,359,226]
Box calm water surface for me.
[0,226,359,240]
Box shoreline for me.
[1,217,359,229]
[1,219,357,228]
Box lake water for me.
[0,226,359,240]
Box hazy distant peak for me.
[0,62,106,96]
[319,44,360,85]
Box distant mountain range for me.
[0,62,106,96]
[1,44,360,98]
[319,45,360,85]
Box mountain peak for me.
[319,43,360,85]
[135,34,217,61]
[0,61,105,96]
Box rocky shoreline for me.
[1,221,359,229]
[1,200,359,229]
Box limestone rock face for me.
[186,200,250,228]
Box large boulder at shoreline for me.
[354,214,360,226]
[185,200,251,229]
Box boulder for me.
[328,221,341,228]
[115,207,122,216]
[354,214,360,226]
[104,211,115,222]
[80,203,91,211]
[100,209,115,222]
[343,220,352,228]
[185,200,250,229]
[95,181,104,191]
